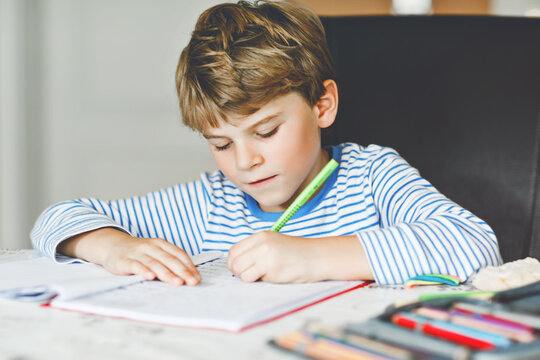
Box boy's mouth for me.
[248,175,277,186]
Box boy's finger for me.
[155,250,201,286]
[142,241,199,278]
[141,248,200,286]
[156,240,199,274]
[138,254,185,286]
[227,235,258,268]
[124,258,156,280]
[237,263,263,283]
[149,245,201,284]
[228,251,255,277]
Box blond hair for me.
[175,0,335,132]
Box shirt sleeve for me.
[356,148,502,285]
[30,180,209,263]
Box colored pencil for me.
[347,318,472,359]
[312,330,414,360]
[272,331,389,360]
[418,291,496,301]
[454,302,540,329]
[452,306,532,332]
[392,312,513,349]
[414,307,535,343]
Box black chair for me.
[321,16,540,262]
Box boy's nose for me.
[235,142,263,170]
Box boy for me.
[31,0,502,287]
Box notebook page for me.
[52,257,363,331]
[0,256,144,301]
[0,251,223,302]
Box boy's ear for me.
[314,79,338,129]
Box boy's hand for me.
[103,236,201,286]
[227,231,373,283]
[58,228,201,286]
[227,231,322,283]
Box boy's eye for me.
[214,142,231,151]
[258,126,279,138]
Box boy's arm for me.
[31,181,209,285]
[31,198,131,263]
[228,148,502,285]
[354,149,502,284]
[31,182,207,263]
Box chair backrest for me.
[321,16,540,262]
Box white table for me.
[0,250,471,360]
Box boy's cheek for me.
[212,153,236,180]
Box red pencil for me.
[415,307,535,343]
[392,313,496,350]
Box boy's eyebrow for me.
[202,112,282,139]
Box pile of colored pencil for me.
[391,302,538,351]
[272,328,417,360]
[271,301,540,359]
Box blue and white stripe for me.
[31,143,502,284]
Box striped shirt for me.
[31,143,502,284]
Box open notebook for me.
[0,251,365,331]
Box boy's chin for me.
[253,194,293,213]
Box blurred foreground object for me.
[473,258,540,291]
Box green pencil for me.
[270,158,339,232]
[418,291,497,301]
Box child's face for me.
[203,92,328,212]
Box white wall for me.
[491,0,540,16]
[0,0,222,248]
[0,1,30,249]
